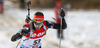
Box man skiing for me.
[11,9,67,48]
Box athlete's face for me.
[34,23,43,30]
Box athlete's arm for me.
[11,26,29,42]
[45,17,67,29]
[46,9,67,29]
[53,18,67,29]
[11,33,23,42]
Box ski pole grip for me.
[27,1,31,6]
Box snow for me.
[0,1,100,48]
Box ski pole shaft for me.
[59,17,62,48]
[27,0,31,17]
[26,0,31,23]
[16,38,22,48]
[28,5,30,17]
[59,8,63,48]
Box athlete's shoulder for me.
[43,20,55,28]
[23,23,30,28]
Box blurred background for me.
[0,0,100,48]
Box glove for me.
[25,16,31,23]
[60,8,65,18]
[21,28,29,35]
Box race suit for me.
[11,18,67,48]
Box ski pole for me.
[26,0,31,23]
[16,38,22,48]
[59,8,63,48]
[16,1,32,48]
[27,0,31,17]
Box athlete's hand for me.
[25,16,31,23]
[60,8,65,18]
[21,28,29,35]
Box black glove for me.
[25,16,31,23]
[21,28,29,35]
[60,8,65,18]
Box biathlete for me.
[11,9,67,48]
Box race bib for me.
[22,37,44,47]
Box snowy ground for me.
[0,0,100,48]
